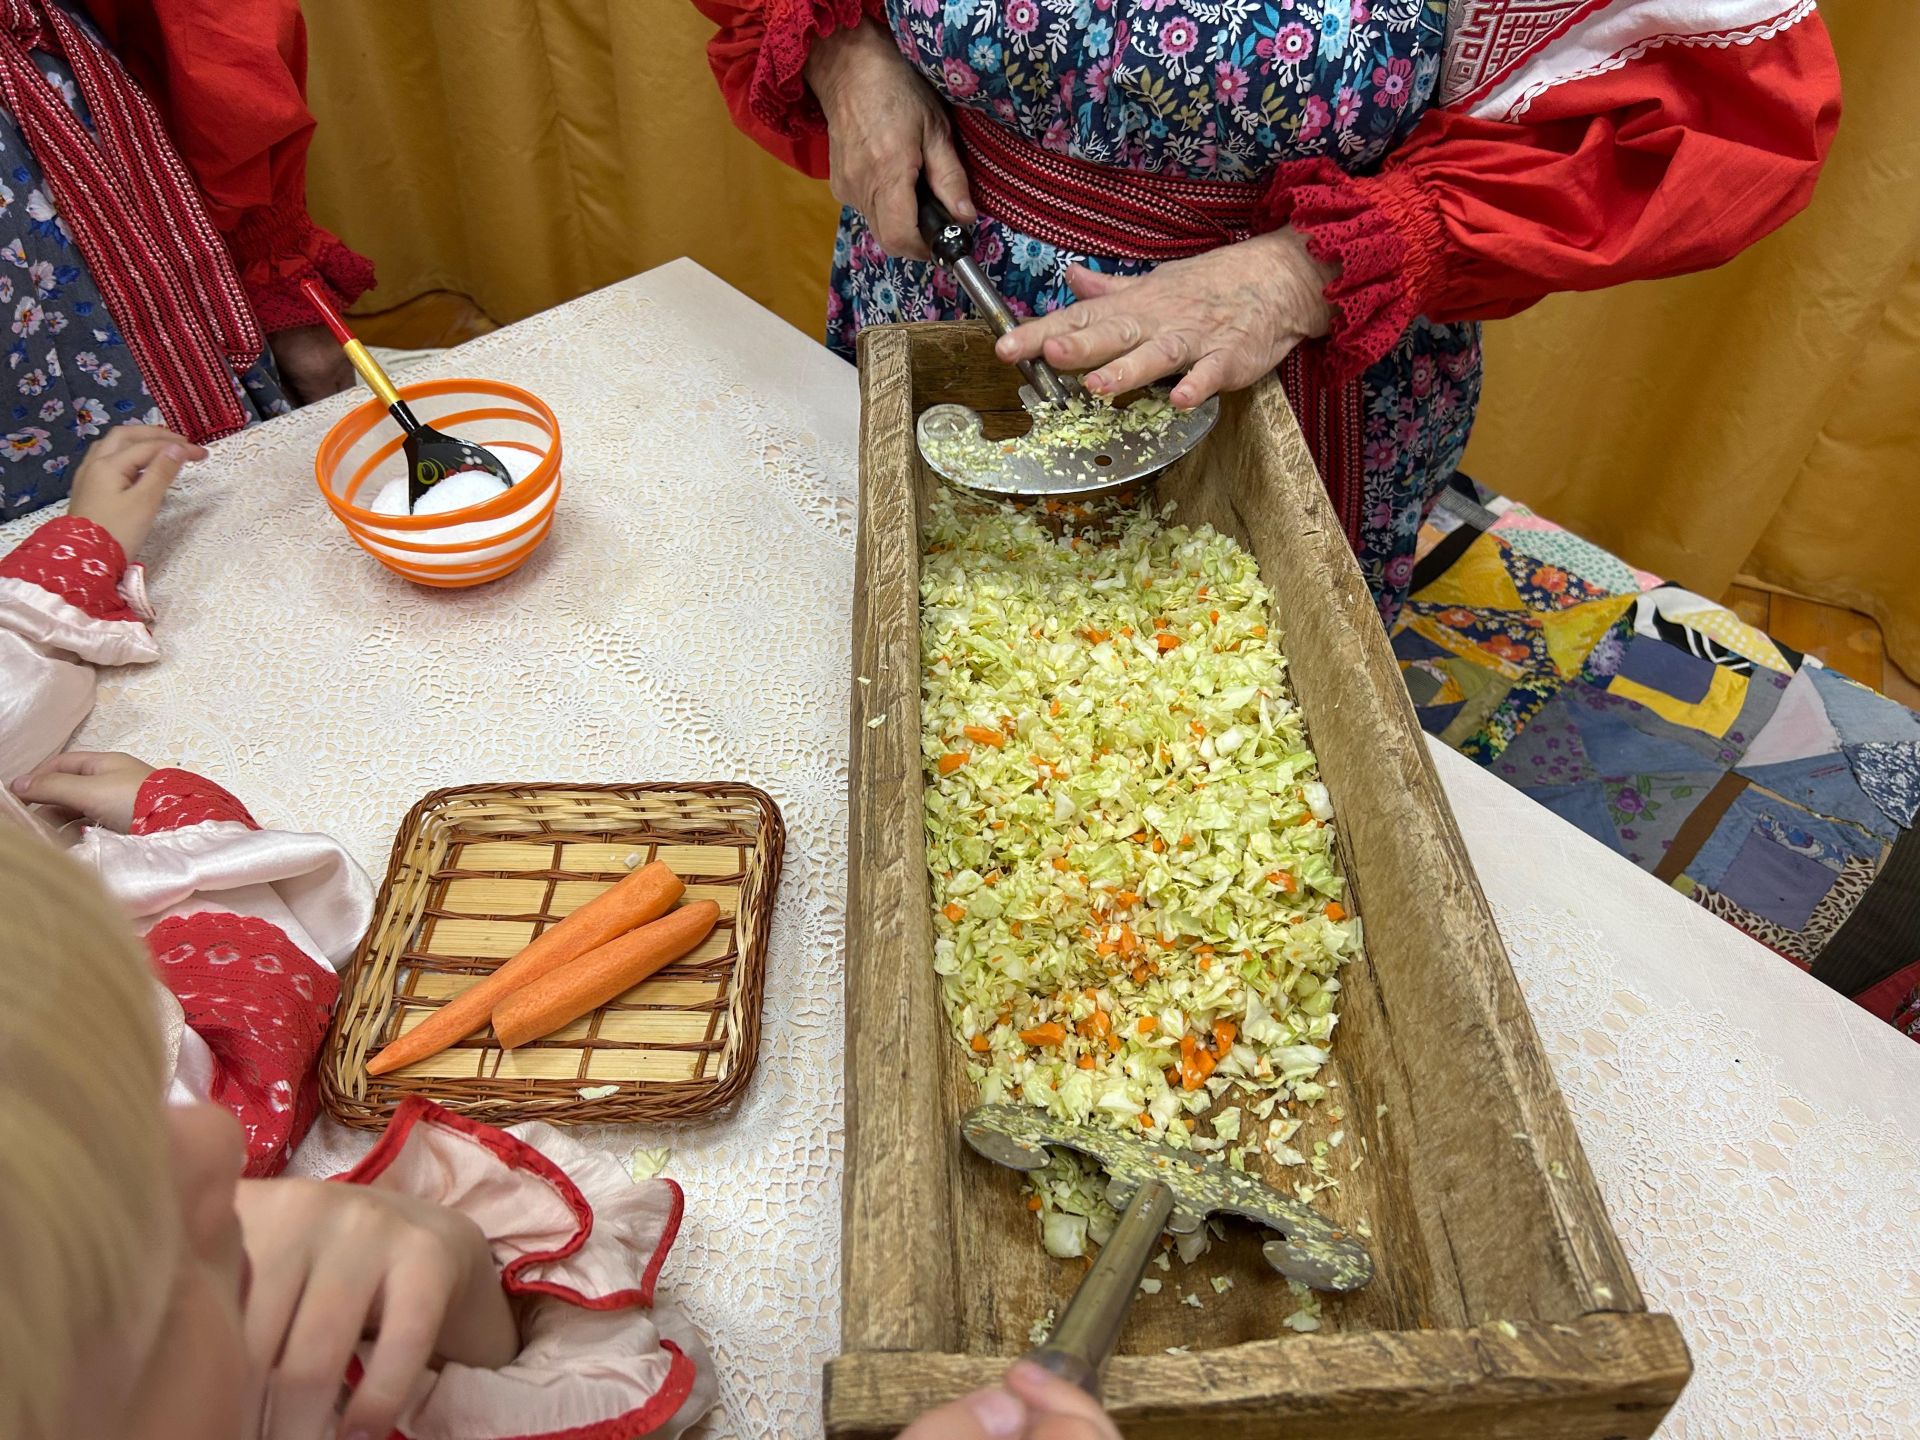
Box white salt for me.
[368,442,543,518]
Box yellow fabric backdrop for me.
[303,1,1919,675]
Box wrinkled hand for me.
[897,1361,1123,1440]
[11,750,155,831]
[235,1178,518,1440]
[995,229,1337,409]
[67,423,205,561]
[270,323,358,406]
[806,17,974,260]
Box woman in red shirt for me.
[694,0,1840,623]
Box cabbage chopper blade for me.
[961,1103,1373,1397]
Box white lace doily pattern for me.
[1432,741,1920,1440]
[9,262,1913,1439]
[0,261,857,1440]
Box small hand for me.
[806,18,974,260]
[67,423,206,561]
[269,323,359,406]
[896,1360,1123,1439]
[11,750,155,831]
[995,229,1337,409]
[235,1178,517,1440]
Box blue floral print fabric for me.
[828,0,1480,620]
[0,43,288,522]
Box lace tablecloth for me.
[8,260,1912,1438]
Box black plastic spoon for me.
[300,279,512,511]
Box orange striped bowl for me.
[315,378,562,588]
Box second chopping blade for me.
[916,387,1220,498]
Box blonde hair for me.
[0,827,171,1439]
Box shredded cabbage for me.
[921,493,1357,1256]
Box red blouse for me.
[84,0,375,333]
[692,0,1840,378]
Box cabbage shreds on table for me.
[921,493,1359,1259]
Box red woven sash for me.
[0,0,260,443]
[951,106,1367,551]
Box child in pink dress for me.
[0,432,715,1439]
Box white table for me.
[9,260,1914,1439]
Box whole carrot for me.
[492,900,721,1050]
[366,860,685,1076]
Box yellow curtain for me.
[303,2,1919,676]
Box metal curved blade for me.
[961,1104,1373,1293]
[916,393,1219,498]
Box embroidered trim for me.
[1439,0,1615,110]
[954,105,1261,261]
[0,514,134,620]
[131,769,260,834]
[1503,0,1819,120]
[0,3,260,442]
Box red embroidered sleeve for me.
[147,911,340,1177]
[691,0,888,178]
[0,515,137,622]
[86,0,376,331]
[131,768,261,835]
[1257,10,1840,379]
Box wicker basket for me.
[321,782,785,1129]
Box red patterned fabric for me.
[0,515,136,621]
[1307,12,1839,332]
[691,0,885,178]
[148,910,340,1175]
[131,768,261,835]
[86,0,378,334]
[0,1,261,442]
[953,105,1261,261]
[1437,0,1614,110]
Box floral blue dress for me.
[827,0,1481,621]
[0,40,289,522]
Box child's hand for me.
[235,1177,519,1440]
[11,750,155,831]
[897,1360,1123,1439]
[67,423,207,562]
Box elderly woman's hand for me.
[995,229,1337,409]
[805,18,974,260]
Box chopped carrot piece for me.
[1209,609,1220,624]
[1051,856,1070,872]
[1180,834,1193,848]
[964,725,1006,747]
[1089,1010,1112,1037]
[1199,956,1212,971]
[1019,1022,1068,1047]
[970,1033,991,1053]
[1268,871,1297,893]
[1116,927,1137,957]
[1009,920,1023,937]
[1028,1195,1044,1211]
[1151,836,1166,853]
[1165,1066,1181,1086]
[937,753,968,775]
[1213,1020,1237,1053]
[1114,890,1141,907]
[1325,901,1348,922]
[1131,962,1150,986]
[1156,633,1181,651]
[1139,1112,1154,1128]
[1250,624,1267,638]
[1096,941,1118,957]
[1082,627,1110,644]
[1196,585,1209,599]
[942,902,966,923]
[1077,1054,1097,1070]
[1193,943,1215,957]
[1190,720,1207,738]
[1153,616,1168,630]
[1119,625,1134,637]
[1050,699,1063,717]
[991,819,1006,831]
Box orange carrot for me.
[367,860,684,1075]
[1156,633,1181,651]
[1325,901,1348,922]
[938,752,969,774]
[1019,1022,1067,1047]
[964,725,1006,748]
[493,900,721,1050]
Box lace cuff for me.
[0,515,136,622]
[231,204,379,333]
[132,768,261,835]
[1256,158,1448,381]
[747,0,871,140]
